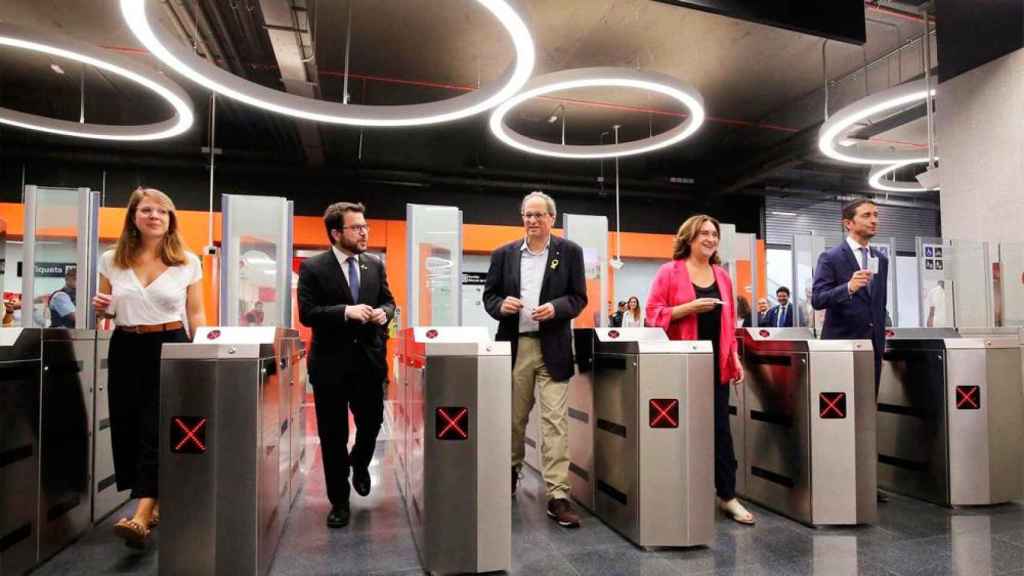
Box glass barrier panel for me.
[999,242,1024,327]
[222,195,291,327]
[564,214,608,328]
[407,204,461,327]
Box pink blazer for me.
[645,259,740,385]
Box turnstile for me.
[732,329,747,497]
[92,330,128,522]
[738,328,877,526]
[396,327,510,576]
[0,329,43,576]
[590,327,714,548]
[160,327,303,576]
[879,329,1023,506]
[567,329,596,510]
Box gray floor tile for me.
[563,544,680,576]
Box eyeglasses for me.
[522,212,550,221]
[343,224,370,234]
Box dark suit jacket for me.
[298,250,396,386]
[765,303,795,328]
[811,242,888,356]
[482,235,588,382]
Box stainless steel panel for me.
[593,353,639,542]
[567,369,594,510]
[743,350,812,524]
[732,333,746,496]
[91,331,125,522]
[0,356,42,576]
[637,351,714,547]
[983,347,1024,503]
[878,344,950,504]
[473,354,512,572]
[37,333,94,563]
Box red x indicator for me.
[819,392,847,419]
[435,407,469,440]
[649,399,679,428]
[956,386,980,410]
[171,416,208,454]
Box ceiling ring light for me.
[818,77,936,165]
[120,0,535,127]
[869,161,936,193]
[489,67,705,159]
[0,23,194,141]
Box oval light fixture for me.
[818,77,936,166]
[489,67,705,159]
[120,0,535,127]
[0,23,194,141]
[869,161,938,193]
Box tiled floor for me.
[29,407,1024,576]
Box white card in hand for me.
[867,256,879,275]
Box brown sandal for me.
[113,518,151,548]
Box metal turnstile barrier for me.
[732,329,747,497]
[738,328,877,526]
[879,329,1023,506]
[92,330,128,523]
[567,329,596,510]
[0,329,43,576]
[590,327,714,548]
[160,327,303,576]
[396,327,510,575]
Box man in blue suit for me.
[765,286,794,328]
[811,199,888,392]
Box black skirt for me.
[107,327,189,499]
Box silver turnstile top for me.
[161,326,297,359]
[885,328,1019,350]
[740,327,871,352]
[404,326,509,357]
[593,327,711,354]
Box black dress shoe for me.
[327,503,350,528]
[353,467,372,497]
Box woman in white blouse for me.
[93,187,205,547]
[621,296,645,327]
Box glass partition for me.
[793,233,899,333]
[563,213,608,328]
[720,226,759,327]
[998,242,1024,327]
[22,185,99,329]
[220,194,293,327]
[406,204,462,327]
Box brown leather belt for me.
[117,321,184,334]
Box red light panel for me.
[819,392,846,419]
[649,398,679,428]
[171,416,207,454]
[956,386,980,410]
[435,407,469,440]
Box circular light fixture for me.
[0,23,194,141]
[818,77,936,165]
[488,67,705,159]
[119,0,535,127]
[869,161,937,193]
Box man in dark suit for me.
[298,202,395,529]
[811,199,888,500]
[484,191,587,528]
[765,286,794,328]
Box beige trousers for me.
[511,336,570,500]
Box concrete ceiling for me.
[0,0,937,199]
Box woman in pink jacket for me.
[646,214,754,525]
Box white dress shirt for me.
[332,245,360,289]
[518,237,549,333]
[846,235,870,268]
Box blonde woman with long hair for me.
[93,188,205,547]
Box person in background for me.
[765,286,794,328]
[927,280,946,328]
[755,297,770,326]
[737,295,753,328]
[646,214,754,525]
[93,187,205,548]
[622,296,644,327]
[48,266,77,328]
[243,300,265,326]
[609,300,625,327]
[298,202,394,529]
[483,191,588,529]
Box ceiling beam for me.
[712,122,822,196]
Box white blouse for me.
[98,250,202,327]
[622,312,645,328]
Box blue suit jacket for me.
[811,242,888,356]
[765,303,794,328]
